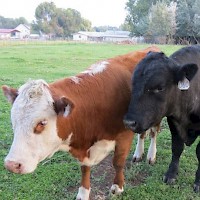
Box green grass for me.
[0,41,199,199]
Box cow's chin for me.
[22,161,40,174]
[136,121,157,134]
[19,165,38,174]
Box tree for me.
[33,2,92,38]
[0,16,28,29]
[125,0,172,36]
[192,0,200,37]
[119,22,131,31]
[93,26,119,32]
[125,0,200,44]
[34,2,57,35]
[15,17,28,26]
[80,18,92,31]
[176,0,193,37]
[148,1,176,43]
[125,0,171,36]
[176,0,200,43]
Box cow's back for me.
[50,57,134,141]
[49,46,160,143]
[170,45,200,66]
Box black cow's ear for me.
[181,63,198,81]
[159,52,165,55]
[54,97,74,117]
[147,51,164,55]
[147,51,153,55]
[176,63,198,90]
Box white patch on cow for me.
[147,130,157,164]
[81,61,109,76]
[5,80,65,174]
[76,186,90,200]
[178,77,190,90]
[110,184,124,195]
[133,134,144,161]
[82,140,115,166]
[59,133,73,152]
[63,104,71,117]
[81,70,90,74]
[70,76,82,84]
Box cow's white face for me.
[3,80,66,174]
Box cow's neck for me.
[167,82,200,145]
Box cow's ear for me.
[176,63,198,90]
[2,85,18,104]
[147,51,153,55]
[54,97,74,117]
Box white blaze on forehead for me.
[18,79,50,99]
[11,80,54,129]
[11,79,54,125]
[81,61,109,76]
[82,140,116,166]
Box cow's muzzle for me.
[4,160,24,174]
[123,119,138,132]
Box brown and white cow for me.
[2,46,160,200]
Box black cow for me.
[124,45,200,192]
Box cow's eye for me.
[147,86,164,94]
[153,86,164,93]
[34,120,48,134]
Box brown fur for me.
[48,46,160,194]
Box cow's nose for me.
[123,119,138,131]
[4,160,23,174]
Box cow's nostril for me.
[123,119,138,131]
[16,162,22,169]
[5,160,23,173]
[132,120,137,127]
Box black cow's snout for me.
[123,119,138,132]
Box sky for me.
[0,0,128,27]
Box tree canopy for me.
[32,2,92,38]
[125,0,200,44]
[0,16,28,29]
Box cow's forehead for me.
[18,79,52,101]
[11,80,55,123]
[135,54,171,78]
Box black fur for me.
[123,45,200,192]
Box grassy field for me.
[0,41,199,200]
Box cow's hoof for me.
[76,186,90,200]
[194,183,200,193]
[132,155,143,163]
[147,157,156,165]
[110,184,123,195]
[163,175,176,184]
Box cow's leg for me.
[111,131,134,195]
[163,118,184,184]
[147,127,158,165]
[76,165,91,200]
[132,132,146,162]
[194,141,200,192]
